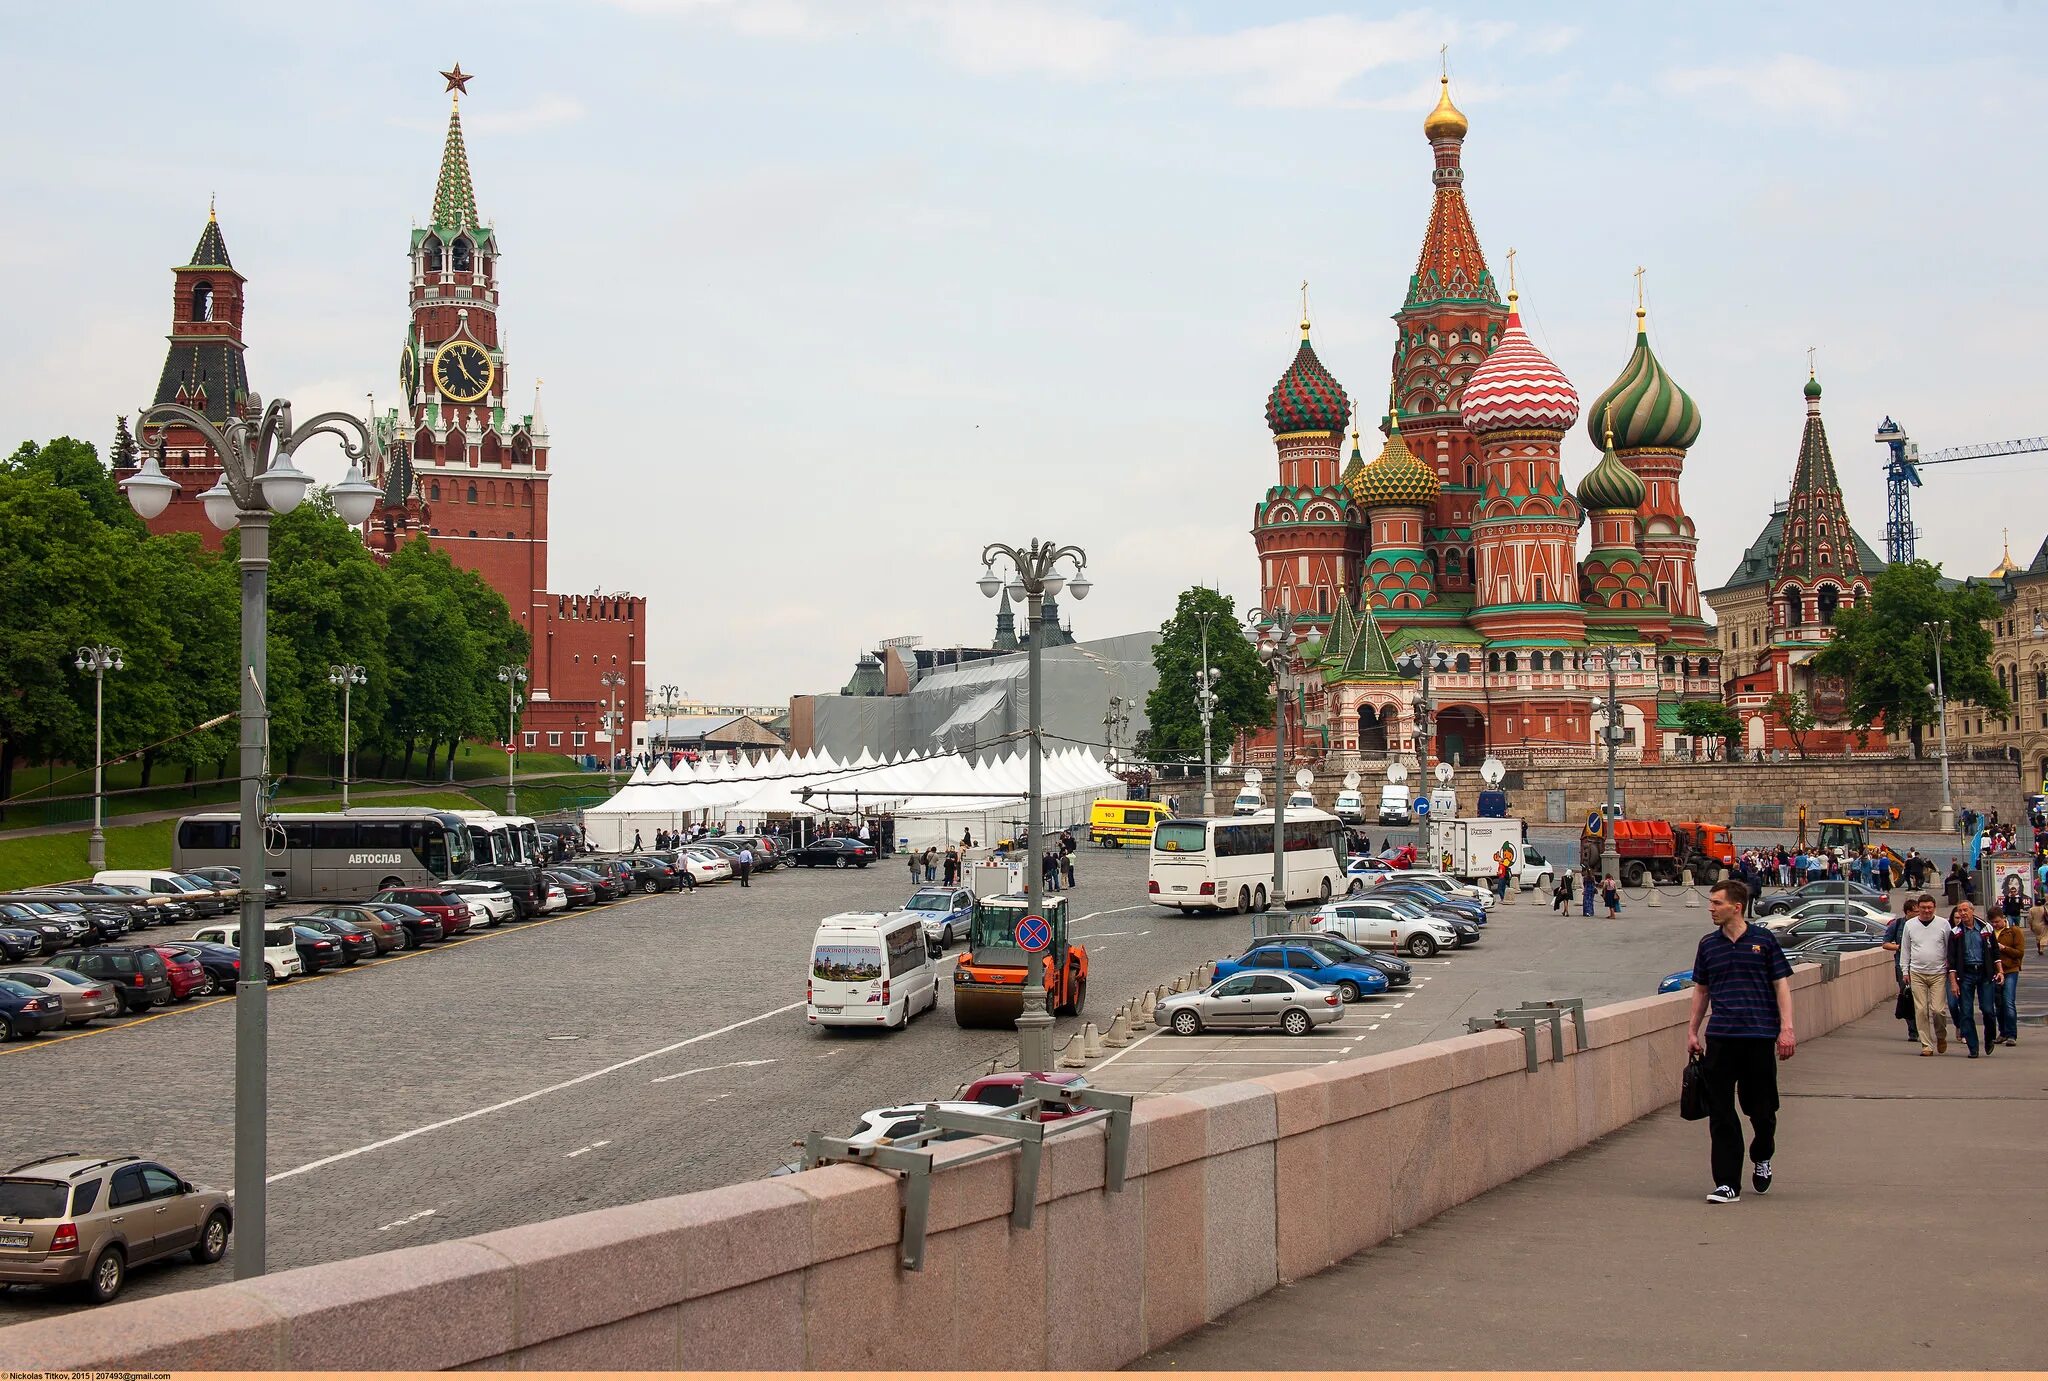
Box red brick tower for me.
[123,204,253,546]
[1388,76,1509,604]
[1254,312,1356,627]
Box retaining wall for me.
[0,951,1898,1371]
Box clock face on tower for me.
[432,340,495,403]
[400,343,417,402]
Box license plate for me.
[814,1005,841,1014]
[0,1231,30,1248]
[1171,885,1187,892]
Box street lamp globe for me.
[1005,580,1028,604]
[119,454,179,519]
[1040,572,1066,597]
[330,462,383,527]
[976,564,1001,599]
[1067,571,1091,600]
[257,452,314,514]
[198,477,240,531]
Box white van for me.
[1231,789,1263,816]
[1333,790,1365,823]
[94,868,231,916]
[190,922,305,982]
[1376,784,1413,824]
[1286,790,1317,812]
[807,911,940,1030]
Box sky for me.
[4,1,2045,702]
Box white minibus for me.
[807,912,940,1030]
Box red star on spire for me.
[440,64,473,96]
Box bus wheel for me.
[380,877,404,892]
[1319,877,1332,904]
[1253,886,1267,912]
[1236,887,1251,915]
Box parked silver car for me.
[1155,970,1344,1037]
[1,967,121,1026]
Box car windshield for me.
[906,891,953,912]
[0,1179,68,1218]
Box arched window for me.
[1455,652,1471,673]
[423,238,443,273]
[1664,655,1677,675]
[190,281,214,322]
[452,238,474,272]
[1446,549,1463,580]
[467,529,478,537]
[1784,591,1802,628]
[1551,651,1566,671]
[467,483,478,503]
[1487,652,1501,673]
[2035,668,2045,701]
[1818,586,1840,624]
[1505,652,1520,672]
[429,481,441,501]
[1464,462,1475,487]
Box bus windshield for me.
[1153,822,1209,854]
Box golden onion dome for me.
[1423,75,1468,141]
[1348,410,1441,509]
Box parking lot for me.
[0,844,1721,1321]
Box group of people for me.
[1884,894,2030,1057]
[1550,871,1626,917]
[911,846,971,887]
[1041,830,1079,892]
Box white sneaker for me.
[1706,1185,1740,1204]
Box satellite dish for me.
[1342,771,1361,790]
[1386,762,1409,785]
[1434,761,1455,784]
[1480,756,1507,786]
[1244,769,1263,786]
[1294,767,1314,789]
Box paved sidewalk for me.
[1136,1007,2046,1371]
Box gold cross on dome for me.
[1634,265,1645,310]
[1440,43,1448,78]
[1506,247,1517,294]
[1807,345,1817,376]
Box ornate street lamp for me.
[497,665,528,814]
[1194,610,1220,818]
[327,664,367,808]
[1398,639,1445,856]
[1589,650,1641,884]
[977,538,1090,1073]
[125,395,382,1280]
[600,670,628,785]
[74,644,124,870]
[1245,598,1302,938]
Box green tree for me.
[1145,587,1272,767]
[1810,559,2005,755]
[1674,700,1742,760]
[120,534,238,787]
[379,541,528,778]
[109,416,138,472]
[1,437,142,533]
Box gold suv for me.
[0,1154,232,1302]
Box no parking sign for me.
[1015,914,1051,952]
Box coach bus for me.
[172,807,474,901]
[1146,808,1347,914]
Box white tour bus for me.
[1147,808,1347,914]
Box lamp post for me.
[1194,611,1219,817]
[1921,619,1954,833]
[1401,639,1444,856]
[599,671,627,785]
[75,644,124,871]
[1103,695,1130,768]
[124,395,383,1281]
[978,539,1091,1074]
[497,666,528,815]
[1591,650,1640,885]
[1245,598,1302,938]
[327,664,366,809]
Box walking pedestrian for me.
[1993,907,2024,1046]
[735,845,754,888]
[1881,907,1918,1043]
[1493,847,1513,902]
[633,829,643,852]
[1946,903,1998,1058]
[909,851,921,885]
[1552,871,1572,914]
[1687,878,1795,1204]
[1898,894,1952,1056]
[1602,875,1622,918]
[2030,891,2048,957]
[1061,849,1076,889]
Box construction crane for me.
[1874,418,2048,564]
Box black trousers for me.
[738,863,751,887]
[1702,1036,1778,1189]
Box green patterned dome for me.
[1577,421,1648,511]
[1266,322,1352,436]
[1585,310,1702,452]
[1348,411,1441,508]
[1339,425,1367,493]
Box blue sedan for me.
[1657,970,1694,994]
[1375,881,1487,925]
[0,976,69,1041]
[1213,943,1390,1003]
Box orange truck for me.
[952,893,1088,1029]
[1580,818,1736,886]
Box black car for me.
[0,927,41,962]
[709,836,782,871]
[0,977,68,1041]
[790,837,875,869]
[294,917,377,965]
[48,887,156,930]
[47,901,141,942]
[289,925,347,974]
[159,941,245,994]
[617,856,684,892]
[45,945,174,1012]
[556,865,624,902]
[359,901,445,946]
[461,863,543,919]
[74,883,196,926]
[1757,879,1887,916]
[1288,932,1413,988]
[187,864,287,906]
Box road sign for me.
[1414,796,1431,818]
[1015,914,1051,952]
[1586,810,1606,836]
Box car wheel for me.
[1406,934,1438,957]
[84,1246,124,1304]
[191,1211,230,1264]
[1319,877,1332,904]
[835,856,849,869]
[942,923,954,946]
[1337,980,1361,1003]
[643,879,659,894]
[0,1014,12,1042]
[1347,878,1364,896]
[1171,1008,1201,1036]
[1283,1009,1312,1036]
[856,861,869,869]
[196,975,216,997]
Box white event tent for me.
[580,745,1127,851]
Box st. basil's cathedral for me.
[1248,76,1726,770]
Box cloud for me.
[1662,54,1859,121]
[599,1,1562,109]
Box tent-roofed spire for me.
[431,70,480,235]
[185,201,233,269]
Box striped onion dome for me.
[1457,295,1580,435]
[1577,419,1647,511]
[1348,409,1441,508]
[1266,321,1352,435]
[1584,310,1702,452]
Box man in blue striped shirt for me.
[1688,877,1795,1204]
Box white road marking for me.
[565,1139,611,1158]
[268,1003,805,1184]
[1089,1026,1163,1070]
[377,1208,436,1231]
[650,1057,778,1086]
[1072,904,1151,923]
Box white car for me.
[682,849,734,884]
[189,922,305,982]
[1761,897,1894,932]
[1307,898,1461,958]
[843,1102,993,1147]
[438,879,515,925]
[1513,845,1556,892]
[1361,867,1496,910]
[537,881,569,915]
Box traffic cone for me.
[1082,1022,1105,1058]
